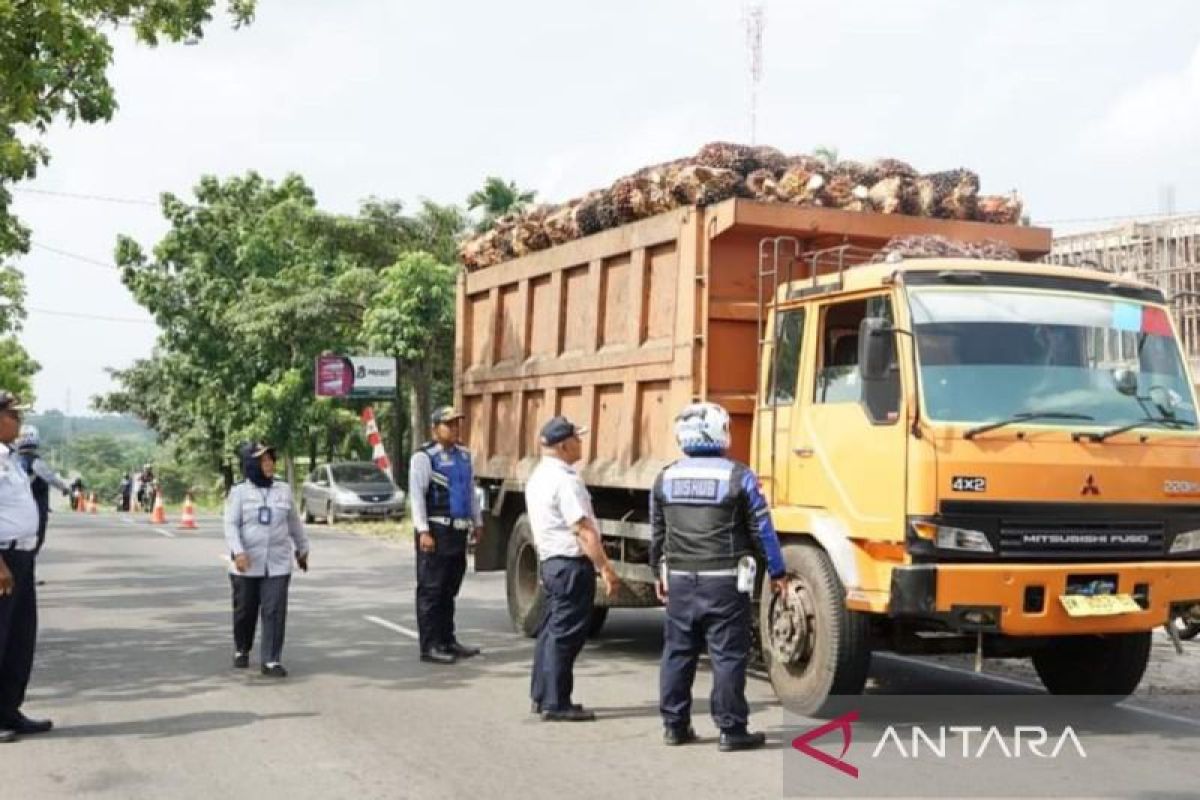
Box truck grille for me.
[999,522,1165,558]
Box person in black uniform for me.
[14,426,70,555]
[650,401,788,752]
[408,407,483,665]
[0,392,53,743]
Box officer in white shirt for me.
[224,442,310,678]
[525,416,619,722]
[0,392,52,743]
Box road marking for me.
[364,615,419,640]
[155,527,175,538]
[877,652,1200,730]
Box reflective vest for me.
[421,442,473,521]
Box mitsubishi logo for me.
[1081,474,1101,496]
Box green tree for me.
[0,337,38,400]
[467,177,536,233]
[0,1,256,262]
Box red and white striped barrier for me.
[361,407,393,479]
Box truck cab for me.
[755,247,1200,712]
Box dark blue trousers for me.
[0,550,37,721]
[660,572,751,733]
[415,523,468,654]
[530,557,595,712]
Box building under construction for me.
[1048,216,1200,376]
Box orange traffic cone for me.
[87,492,98,514]
[150,490,167,525]
[179,493,198,531]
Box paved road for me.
[8,512,1200,799]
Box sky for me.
[11,0,1200,413]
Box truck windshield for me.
[908,287,1198,429]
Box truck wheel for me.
[1172,616,1200,641]
[1031,632,1151,698]
[586,607,609,639]
[505,515,545,638]
[760,541,872,716]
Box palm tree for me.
[467,177,536,233]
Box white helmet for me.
[674,402,731,455]
[15,425,39,452]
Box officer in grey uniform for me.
[0,392,53,743]
[224,441,310,677]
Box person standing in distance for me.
[650,402,788,752]
[14,426,70,556]
[408,407,483,665]
[525,416,619,722]
[224,442,310,677]
[0,393,52,743]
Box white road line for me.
[877,652,1200,730]
[364,615,420,640]
[154,527,175,538]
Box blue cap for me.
[539,416,589,446]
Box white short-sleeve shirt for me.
[525,455,594,561]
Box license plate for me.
[1059,593,1141,617]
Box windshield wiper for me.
[1075,416,1197,443]
[964,412,1096,440]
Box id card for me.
[258,506,272,525]
[737,555,757,594]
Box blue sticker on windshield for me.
[1112,302,1141,332]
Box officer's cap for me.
[539,416,589,447]
[0,391,29,414]
[431,406,464,425]
[241,441,276,460]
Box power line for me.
[30,241,121,271]
[25,306,155,326]
[12,186,159,208]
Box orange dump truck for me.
[459,197,1200,713]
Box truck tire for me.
[1031,632,1151,698]
[587,607,609,639]
[505,515,545,638]
[760,541,872,716]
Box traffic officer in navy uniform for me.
[15,426,71,556]
[649,401,788,752]
[224,441,310,677]
[408,407,483,665]
[0,392,53,743]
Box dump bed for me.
[456,198,1051,490]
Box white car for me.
[300,462,405,525]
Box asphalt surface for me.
[7,510,1200,799]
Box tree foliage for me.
[98,172,467,484]
[0,0,256,261]
[467,176,536,233]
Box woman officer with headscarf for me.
[224,441,310,677]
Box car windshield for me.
[330,464,390,483]
[907,287,1198,428]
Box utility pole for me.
[743,1,766,144]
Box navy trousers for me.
[231,574,291,664]
[660,572,751,733]
[0,550,37,720]
[530,557,595,712]
[415,522,467,654]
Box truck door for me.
[755,307,806,504]
[794,293,907,541]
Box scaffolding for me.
[1047,216,1200,376]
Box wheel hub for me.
[769,579,816,666]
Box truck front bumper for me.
[889,561,1200,635]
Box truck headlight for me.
[1170,530,1200,553]
[912,521,994,553]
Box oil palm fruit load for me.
[871,234,1021,262]
[460,142,1025,271]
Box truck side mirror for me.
[1111,367,1139,397]
[858,317,894,381]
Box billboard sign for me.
[315,355,396,399]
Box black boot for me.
[719,729,766,752]
[664,725,697,746]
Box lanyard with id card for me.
[257,488,272,525]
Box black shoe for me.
[419,649,457,665]
[718,730,766,752]
[0,728,16,743]
[449,641,481,658]
[233,652,249,669]
[541,706,596,722]
[664,725,697,746]
[531,702,583,715]
[260,663,288,678]
[2,714,52,735]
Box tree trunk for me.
[394,357,407,483]
[221,462,234,495]
[308,433,317,476]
